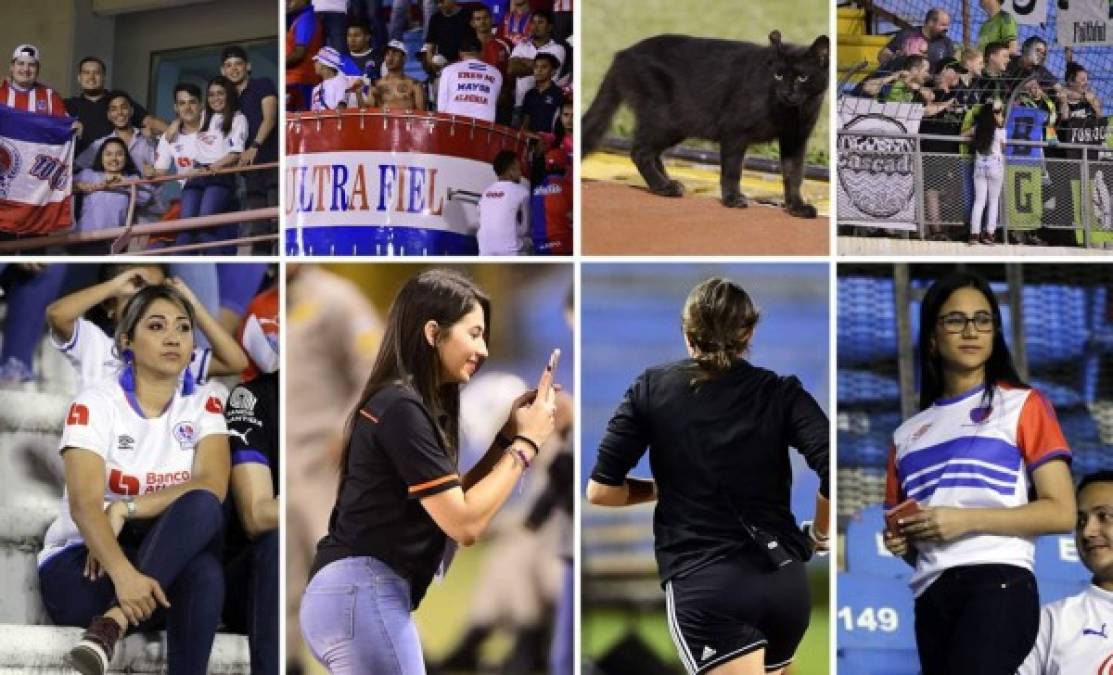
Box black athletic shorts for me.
[665,552,810,674]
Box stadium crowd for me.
[0,263,278,674]
[845,1,1107,245]
[286,0,573,255]
[0,42,278,253]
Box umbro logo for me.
[117,435,135,451]
[701,645,716,661]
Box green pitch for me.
[581,0,831,166]
[583,606,830,673]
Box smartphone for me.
[547,348,561,372]
[884,498,922,532]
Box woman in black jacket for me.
[586,277,829,675]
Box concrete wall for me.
[0,0,80,95]
[0,0,275,109]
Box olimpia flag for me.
[0,105,74,234]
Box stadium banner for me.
[285,110,530,255]
[1057,0,1113,46]
[1008,0,1049,26]
[837,96,924,231]
[1004,108,1048,230]
[0,105,73,235]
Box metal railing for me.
[836,126,1113,246]
[1,162,279,254]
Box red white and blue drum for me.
[285,109,531,256]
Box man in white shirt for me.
[146,83,203,185]
[476,149,530,255]
[1018,471,1113,674]
[436,35,502,123]
[309,46,356,111]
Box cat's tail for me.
[582,60,624,156]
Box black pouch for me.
[748,524,794,570]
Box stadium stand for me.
[0,298,249,672]
[837,264,1113,675]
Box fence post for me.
[913,135,925,239]
[1082,150,1092,248]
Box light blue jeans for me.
[300,556,425,674]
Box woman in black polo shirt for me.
[299,268,558,674]
[587,278,830,675]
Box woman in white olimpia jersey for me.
[882,270,1076,675]
[37,284,232,675]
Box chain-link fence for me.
[837,127,1113,243]
[852,0,1113,110]
[838,263,1113,520]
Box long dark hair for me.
[973,103,1001,156]
[92,137,140,177]
[682,277,761,385]
[337,269,491,485]
[203,75,240,136]
[917,270,1026,410]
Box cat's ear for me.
[768,30,783,51]
[810,35,830,65]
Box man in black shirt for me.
[878,8,956,71]
[64,56,166,156]
[220,46,279,252]
[422,0,474,71]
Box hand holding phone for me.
[884,498,922,533]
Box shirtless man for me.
[368,40,425,111]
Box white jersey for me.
[436,59,502,123]
[39,379,228,566]
[310,76,357,111]
[510,38,567,105]
[154,128,199,184]
[885,384,1070,597]
[477,179,531,255]
[51,317,212,392]
[1018,584,1113,675]
[192,112,248,165]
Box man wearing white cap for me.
[0,44,67,117]
[309,47,357,112]
[370,40,425,111]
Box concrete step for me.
[0,624,249,673]
[0,503,56,624]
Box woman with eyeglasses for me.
[882,270,1075,675]
[966,102,1007,245]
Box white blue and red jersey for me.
[1018,584,1113,674]
[530,172,571,255]
[39,376,228,566]
[885,383,1071,597]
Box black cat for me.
[583,31,829,217]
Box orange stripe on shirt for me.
[409,474,460,494]
[359,410,379,423]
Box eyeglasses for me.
[938,311,995,334]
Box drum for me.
[285,109,533,255]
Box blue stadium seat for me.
[837,571,919,674]
[1084,285,1113,404]
[845,505,913,581]
[1023,285,1088,368]
[838,369,900,407]
[838,276,898,366]
[1038,578,1090,607]
[839,410,901,469]
[1034,533,1089,584]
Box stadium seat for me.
[837,369,900,407]
[845,505,912,581]
[1023,285,1088,368]
[1038,578,1090,607]
[1034,533,1089,583]
[838,277,898,366]
[837,572,919,674]
[838,410,900,468]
